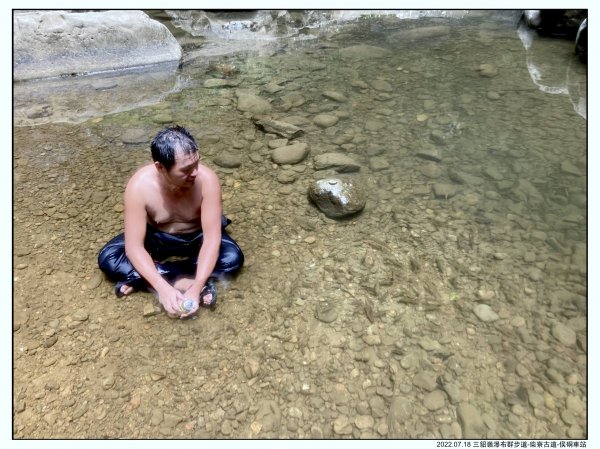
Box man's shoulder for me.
[130,163,155,180]
[126,164,156,193]
[197,163,219,184]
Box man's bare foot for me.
[201,291,213,306]
[199,281,217,308]
[119,284,134,296]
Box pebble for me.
[510,316,526,327]
[263,82,284,93]
[213,153,242,168]
[433,183,457,199]
[102,376,115,390]
[311,425,324,438]
[72,402,89,420]
[511,404,526,416]
[221,420,233,435]
[244,358,260,379]
[551,322,576,346]
[163,413,183,428]
[268,139,288,149]
[515,363,529,377]
[416,146,441,162]
[566,394,585,415]
[151,408,164,425]
[333,415,353,435]
[478,63,498,77]
[369,156,390,171]
[150,368,167,381]
[560,409,577,426]
[413,372,438,392]
[566,373,579,385]
[477,289,495,300]
[121,128,149,144]
[315,301,337,323]
[72,310,89,322]
[423,390,446,410]
[323,90,347,102]
[420,163,442,178]
[143,304,160,317]
[418,337,441,351]
[84,273,103,290]
[457,403,486,438]
[41,334,57,347]
[442,382,461,404]
[355,415,374,430]
[371,79,392,92]
[271,143,309,165]
[543,392,556,409]
[313,114,339,128]
[473,304,499,322]
[560,161,582,176]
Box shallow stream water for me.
[13,10,587,439]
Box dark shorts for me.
[97,216,244,291]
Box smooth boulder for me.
[14,10,182,81]
[308,176,366,218]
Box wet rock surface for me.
[13,12,586,440]
[14,10,182,81]
[308,177,367,218]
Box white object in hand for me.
[182,299,195,312]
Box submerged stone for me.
[308,176,366,218]
[252,117,304,139]
[338,45,392,59]
[271,143,309,165]
[313,153,361,173]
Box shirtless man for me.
[98,126,244,318]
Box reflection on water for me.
[517,22,587,118]
[14,61,186,126]
[13,11,586,439]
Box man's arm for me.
[184,169,222,301]
[123,179,184,316]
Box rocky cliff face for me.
[14,10,182,81]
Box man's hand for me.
[178,284,203,318]
[157,285,187,317]
[179,299,199,319]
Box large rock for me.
[14,10,182,81]
[308,176,367,218]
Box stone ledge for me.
[14,10,182,81]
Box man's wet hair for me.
[151,125,198,171]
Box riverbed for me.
[13,10,587,439]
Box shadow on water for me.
[13,11,586,439]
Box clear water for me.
[13,11,586,439]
